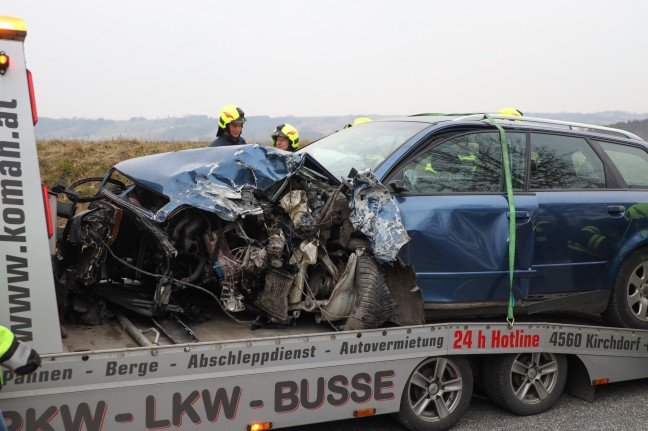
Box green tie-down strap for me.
[412,112,517,326]
[483,114,516,326]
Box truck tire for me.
[342,239,397,330]
[603,247,648,329]
[483,353,567,415]
[396,356,473,431]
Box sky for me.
[3,0,648,120]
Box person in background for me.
[209,104,247,147]
[343,116,372,129]
[0,325,42,431]
[272,123,300,152]
[498,107,523,117]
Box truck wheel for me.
[483,353,567,415]
[603,247,648,329]
[396,356,473,431]
[342,239,397,330]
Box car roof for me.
[371,113,645,143]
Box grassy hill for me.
[38,140,206,197]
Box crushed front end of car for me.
[54,145,422,331]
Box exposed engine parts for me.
[54,145,422,332]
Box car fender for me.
[604,227,648,288]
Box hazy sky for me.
[4,0,648,120]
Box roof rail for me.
[454,114,644,141]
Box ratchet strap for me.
[412,113,517,326]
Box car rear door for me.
[527,132,634,297]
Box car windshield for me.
[299,121,429,178]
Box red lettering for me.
[453,330,473,349]
[490,329,540,349]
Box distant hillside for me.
[35,111,648,142]
[35,115,385,144]
[606,118,648,141]
[524,111,648,126]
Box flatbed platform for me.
[61,309,338,352]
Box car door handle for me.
[507,211,531,221]
[607,205,625,217]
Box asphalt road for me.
[288,377,648,431]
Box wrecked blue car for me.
[57,113,648,332]
[55,144,421,331]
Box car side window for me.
[401,131,526,193]
[595,140,648,187]
[529,133,605,190]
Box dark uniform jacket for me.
[209,134,247,147]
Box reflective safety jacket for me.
[0,325,15,386]
[0,325,15,363]
[0,325,42,386]
[425,151,477,174]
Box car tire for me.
[342,239,397,330]
[396,356,473,431]
[603,247,648,329]
[483,353,567,416]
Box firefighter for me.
[343,117,372,129]
[498,107,523,117]
[0,325,42,431]
[272,123,300,152]
[209,104,247,147]
[425,140,479,175]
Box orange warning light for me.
[248,422,272,431]
[0,16,27,31]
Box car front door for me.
[390,130,537,306]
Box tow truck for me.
[2,15,648,431]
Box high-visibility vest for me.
[0,325,14,359]
[0,325,16,385]
[425,153,476,174]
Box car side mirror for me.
[388,170,412,193]
[388,171,410,193]
[389,180,409,193]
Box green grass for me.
[37,139,208,187]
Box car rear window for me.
[595,140,648,187]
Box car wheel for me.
[396,356,473,431]
[483,353,567,415]
[604,247,648,329]
[342,239,396,330]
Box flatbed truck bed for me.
[4,314,648,430]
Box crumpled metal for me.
[348,170,410,261]
[114,145,304,222]
[279,190,310,227]
[114,146,410,261]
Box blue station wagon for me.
[57,113,648,332]
[301,113,648,329]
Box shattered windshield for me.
[299,121,429,178]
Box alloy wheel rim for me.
[509,352,559,404]
[626,262,648,321]
[407,357,464,422]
